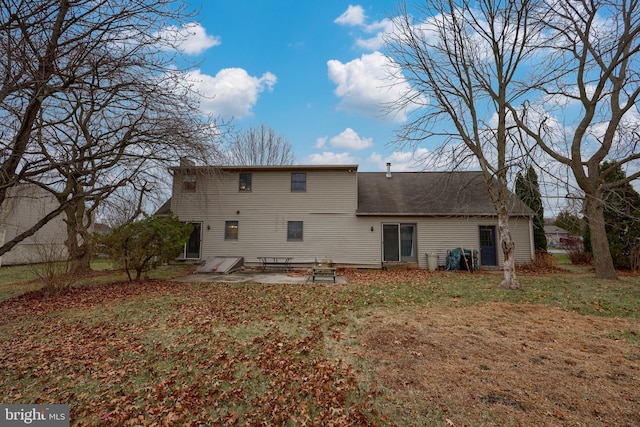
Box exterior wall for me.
[368,216,533,269]
[171,167,377,267]
[170,167,534,269]
[546,230,569,247]
[0,186,68,266]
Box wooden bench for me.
[312,266,336,283]
[258,257,292,271]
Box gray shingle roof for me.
[155,198,172,216]
[357,171,533,216]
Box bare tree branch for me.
[386,0,546,288]
[224,124,295,166]
[0,0,227,269]
[509,0,640,279]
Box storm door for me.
[383,223,417,262]
[479,225,497,266]
[184,222,202,259]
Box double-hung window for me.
[239,173,252,191]
[225,221,238,240]
[291,173,306,192]
[182,172,196,192]
[287,221,303,241]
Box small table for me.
[258,257,292,271]
[312,266,336,283]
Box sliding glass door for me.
[383,223,416,262]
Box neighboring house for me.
[92,223,113,235]
[544,225,570,247]
[0,185,68,267]
[168,163,535,270]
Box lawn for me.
[0,260,639,426]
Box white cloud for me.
[335,5,365,26]
[315,137,328,149]
[300,151,359,165]
[356,18,394,50]
[330,128,373,150]
[355,33,386,51]
[327,52,423,122]
[366,148,478,172]
[335,5,392,51]
[158,23,220,55]
[185,68,276,118]
[369,149,429,171]
[384,150,424,171]
[365,152,383,166]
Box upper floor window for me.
[291,173,306,192]
[239,173,252,192]
[287,221,303,241]
[182,172,196,192]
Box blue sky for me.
[162,1,640,216]
[177,1,425,172]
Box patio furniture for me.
[258,257,292,271]
[311,265,336,283]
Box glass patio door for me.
[383,223,416,262]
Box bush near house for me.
[99,214,192,281]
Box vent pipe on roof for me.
[386,162,392,178]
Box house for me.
[92,223,113,235]
[544,225,570,247]
[167,163,535,270]
[0,185,68,266]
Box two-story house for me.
[168,161,535,270]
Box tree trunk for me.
[64,199,93,274]
[498,212,521,289]
[68,242,91,274]
[584,195,618,280]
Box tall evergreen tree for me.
[595,162,640,268]
[515,166,547,250]
[554,210,582,236]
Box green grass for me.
[0,258,639,425]
[0,261,194,302]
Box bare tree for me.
[97,188,150,229]
[386,0,545,288]
[225,124,295,165]
[31,64,220,272]
[509,0,640,280]
[0,0,224,271]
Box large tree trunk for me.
[584,195,618,280]
[498,212,521,289]
[64,199,92,274]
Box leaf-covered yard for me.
[1,267,639,426]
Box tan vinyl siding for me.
[0,185,68,266]
[170,167,533,269]
[171,168,368,265]
[510,216,535,265]
[412,216,533,268]
[370,215,532,269]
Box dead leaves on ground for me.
[0,280,378,426]
[352,303,640,426]
[2,270,639,426]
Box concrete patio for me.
[173,268,347,285]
